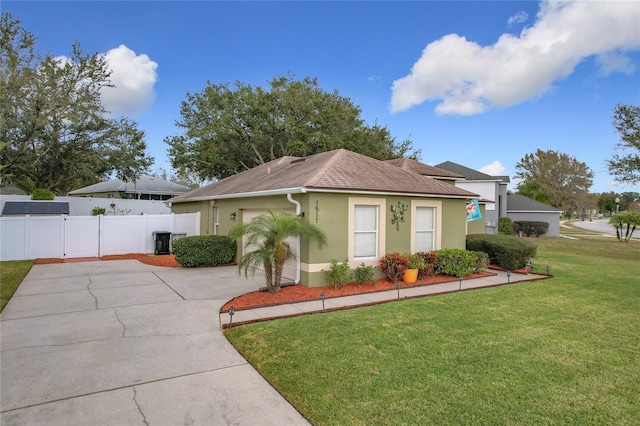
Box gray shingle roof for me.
[385,158,464,179]
[68,175,192,196]
[170,149,479,203]
[507,194,562,212]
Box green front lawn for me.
[226,237,640,425]
[1,260,33,312]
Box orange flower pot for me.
[403,268,418,284]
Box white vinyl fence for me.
[0,212,200,261]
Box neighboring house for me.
[385,158,486,235]
[507,194,562,237]
[68,174,192,201]
[0,185,27,196]
[169,149,480,288]
[435,161,510,234]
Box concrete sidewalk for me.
[221,269,549,327]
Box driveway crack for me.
[132,387,149,426]
[113,308,127,338]
[87,277,99,309]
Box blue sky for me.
[6,1,640,193]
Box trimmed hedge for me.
[172,235,236,268]
[466,233,537,271]
[514,221,549,237]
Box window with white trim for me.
[415,207,434,252]
[354,205,378,258]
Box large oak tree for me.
[0,13,153,194]
[515,149,593,216]
[166,74,418,181]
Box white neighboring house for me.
[435,161,510,234]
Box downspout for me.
[287,190,306,284]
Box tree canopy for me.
[166,74,419,181]
[0,13,153,194]
[607,103,640,185]
[515,149,593,216]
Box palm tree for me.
[229,209,327,293]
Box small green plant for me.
[498,217,515,235]
[354,262,375,286]
[31,188,55,200]
[406,253,426,270]
[471,250,489,272]
[91,207,106,216]
[324,259,351,290]
[416,251,439,279]
[378,252,410,282]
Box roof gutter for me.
[301,188,480,200]
[286,189,306,285]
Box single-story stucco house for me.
[169,149,481,287]
[507,194,563,237]
[68,174,192,200]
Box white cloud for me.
[100,45,158,117]
[507,11,528,27]
[480,160,507,176]
[390,1,640,116]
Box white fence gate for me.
[0,213,200,261]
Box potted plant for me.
[403,253,426,284]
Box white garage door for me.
[242,209,297,283]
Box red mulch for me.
[221,271,496,312]
[35,253,182,267]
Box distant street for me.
[571,219,618,236]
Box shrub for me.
[31,188,55,200]
[466,233,537,271]
[91,207,106,216]
[172,235,236,267]
[514,221,549,237]
[416,251,439,279]
[406,253,426,270]
[498,217,515,235]
[435,248,477,277]
[378,252,409,282]
[471,250,489,271]
[354,262,376,286]
[324,259,351,290]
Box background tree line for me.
[2,12,638,205]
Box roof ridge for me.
[302,149,346,186]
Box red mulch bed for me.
[35,253,182,267]
[221,271,496,312]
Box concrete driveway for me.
[1,260,309,425]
